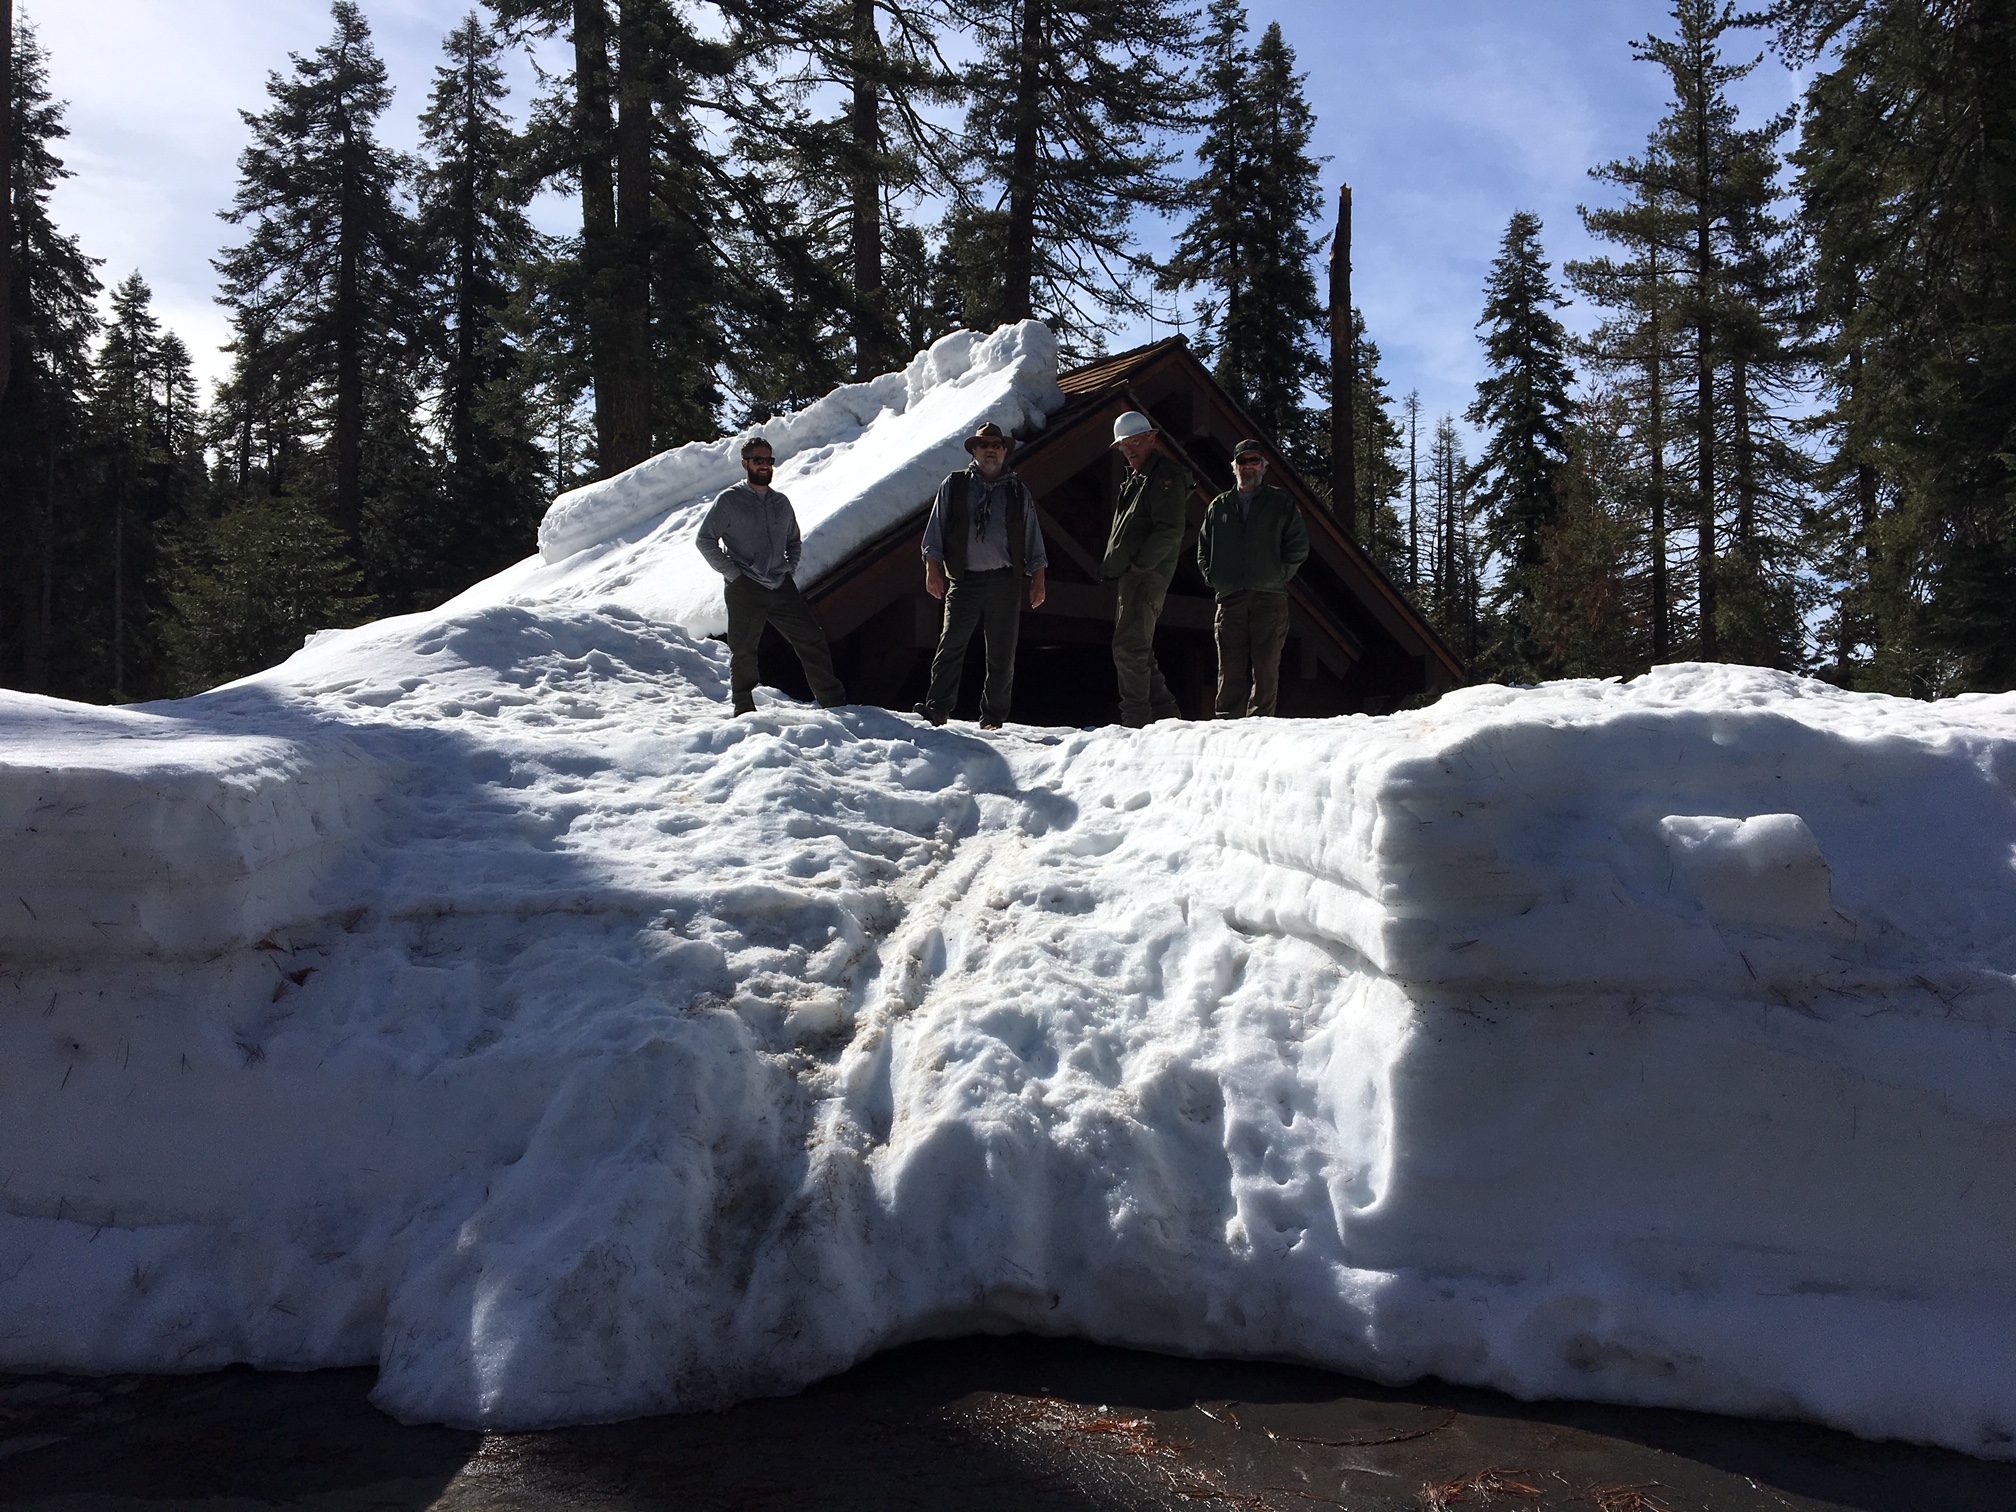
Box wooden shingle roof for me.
[1054,335,1190,398]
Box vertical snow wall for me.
[0,325,2012,1457]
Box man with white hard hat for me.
[1102,409,1193,727]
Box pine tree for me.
[924,202,1012,332]
[0,0,13,409]
[882,219,946,355]
[1712,110,1812,671]
[85,275,205,700]
[162,495,370,694]
[1467,210,1575,677]
[412,11,548,602]
[1630,0,1793,663]
[953,0,1202,349]
[1780,0,2016,694]
[0,20,99,697]
[1574,5,1813,672]
[1348,309,1408,577]
[1163,4,1325,466]
[768,0,961,378]
[500,0,631,470]
[215,0,421,570]
[1533,389,1651,677]
[506,1,837,457]
[1426,413,1484,662]
[1572,150,1684,660]
[712,103,855,419]
[1403,389,1420,593]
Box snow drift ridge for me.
[2,324,2015,1462]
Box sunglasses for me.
[746,455,775,465]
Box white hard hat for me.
[1111,410,1155,445]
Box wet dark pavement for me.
[3,1335,2010,1510]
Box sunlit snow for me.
[4,325,2015,1457]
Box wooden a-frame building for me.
[758,336,1463,724]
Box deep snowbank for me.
[0,692,380,958]
[3,326,2014,1458]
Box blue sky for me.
[37,1,1805,444]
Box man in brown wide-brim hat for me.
[916,422,1048,730]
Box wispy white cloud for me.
[36,0,550,393]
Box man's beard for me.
[747,467,774,484]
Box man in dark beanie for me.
[696,436,848,716]
[1196,439,1308,718]
[917,422,1048,730]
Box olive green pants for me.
[923,568,1021,724]
[1213,589,1290,718]
[723,574,846,715]
[1111,566,1180,727]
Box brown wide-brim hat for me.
[963,422,1016,456]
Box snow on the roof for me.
[524,319,1065,626]
[3,329,2016,1456]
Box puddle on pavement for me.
[4,1336,2010,1511]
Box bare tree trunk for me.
[33,428,51,691]
[1000,0,1043,324]
[1405,391,1419,590]
[335,112,364,558]
[1733,352,1754,551]
[1646,246,1669,663]
[112,494,124,699]
[1692,92,1716,661]
[1328,184,1354,536]
[452,48,479,471]
[849,0,884,378]
[608,0,654,470]
[0,0,13,407]
[1439,428,1451,606]
[1849,344,1879,668]
[574,0,625,475]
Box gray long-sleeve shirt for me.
[695,483,802,589]
[920,467,1049,574]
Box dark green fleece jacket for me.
[1195,483,1310,597]
[1102,450,1194,579]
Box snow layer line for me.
[4,648,2014,1457]
[3,325,2016,1459]
[0,692,380,958]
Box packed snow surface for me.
[523,320,1065,637]
[5,330,2016,1460]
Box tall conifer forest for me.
[1,0,2010,702]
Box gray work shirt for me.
[920,466,1049,574]
[696,483,802,589]
[1236,488,1258,519]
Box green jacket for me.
[1196,484,1310,597]
[1103,450,1193,579]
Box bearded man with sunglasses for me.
[1196,439,1308,718]
[696,436,848,716]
